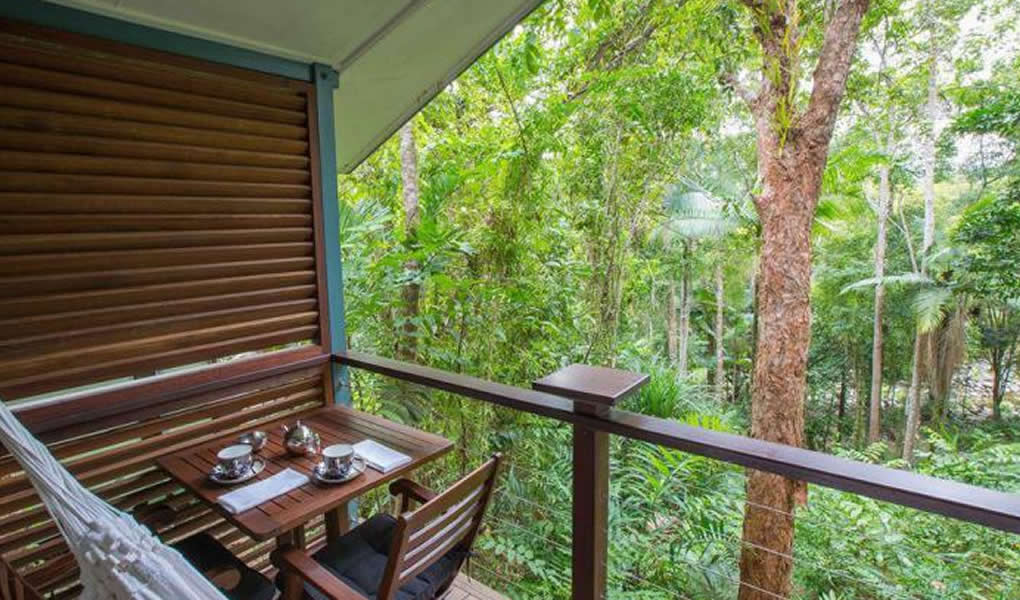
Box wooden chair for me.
[138,505,277,600]
[273,454,502,600]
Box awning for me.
[44,0,544,172]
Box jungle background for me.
[338,0,1020,597]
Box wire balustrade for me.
[342,352,1020,600]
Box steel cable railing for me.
[343,356,1020,600]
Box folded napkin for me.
[218,468,309,514]
[353,440,411,474]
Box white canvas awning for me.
[45,0,544,172]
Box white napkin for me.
[217,468,309,514]
[353,440,411,473]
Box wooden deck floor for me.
[448,573,510,600]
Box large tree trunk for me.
[397,122,421,362]
[736,0,870,598]
[741,167,814,600]
[678,244,691,376]
[715,262,726,401]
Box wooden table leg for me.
[325,502,351,542]
[276,524,308,550]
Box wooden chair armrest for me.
[272,548,365,600]
[388,478,437,512]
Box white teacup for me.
[216,444,254,478]
[321,444,354,478]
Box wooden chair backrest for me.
[378,455,502,600]
[0,554,42,600]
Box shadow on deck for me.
[449,573,509,600]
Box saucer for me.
[209,459,265,485]
[312,456,366,485]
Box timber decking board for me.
[449,574,511,600]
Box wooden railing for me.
[335,350,1020,599]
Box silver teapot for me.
[281,420,321,457]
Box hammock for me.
[0,401,228,600]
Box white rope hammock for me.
[0,401,228,600]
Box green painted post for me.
[312,64,350,406]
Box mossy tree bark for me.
[727,0,871,598]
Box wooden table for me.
[157,404,453,547]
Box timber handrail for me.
[11,347,328,439]
[335,350,1020,534]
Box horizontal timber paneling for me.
[0,129,311,170]
[0,19,326,400]
[0,359,330,599]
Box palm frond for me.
[839,272,934,295]
[661,188,739,241]
[913,286,954,333]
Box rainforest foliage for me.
[340,0,1020,597]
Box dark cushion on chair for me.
[298,514,464,600]
[173,532,277,600]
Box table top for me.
[157,404,453,541]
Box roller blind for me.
[0,21,328,400]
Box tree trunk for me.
[921,34,937,261]
[837,367,847,422]
[740,176,814,600]
[991,359,1002,421]
[869,126,893,443]
[903,332,924,460]
[736,0,870,597]
[904,27,939,461]
[667,280,678,364]
[397,121,421,362]
[715,262,726,402]
[678,245,691,376]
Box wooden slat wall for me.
[0,20,337,598]
[0,361,328,599]
[0,20,328,400]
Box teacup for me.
[216,444,254,479]
[320,444,354,478]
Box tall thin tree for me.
[904,5,940,461]
[398,121,422,362]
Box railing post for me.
[534,365,649,600]
[571,422,609,599]
[311,63,350,406]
